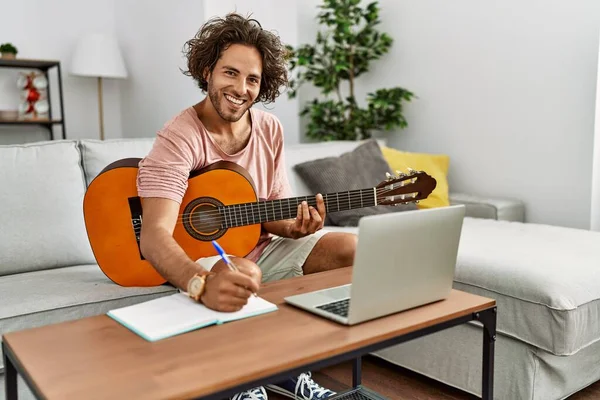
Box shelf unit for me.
[0,58,66,140]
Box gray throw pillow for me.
[293,139,417,227]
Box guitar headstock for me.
[375,169,437,206]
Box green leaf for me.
[286,0,414,140]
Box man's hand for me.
[287,194,326,239]
[200,258,262,312]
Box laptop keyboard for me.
[317,298,350,317]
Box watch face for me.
[189,276,204,295]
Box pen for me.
[211,240,258,297]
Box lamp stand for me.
[97,76,105,140]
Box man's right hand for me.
[200,259,261,312]
[139,197,261,312]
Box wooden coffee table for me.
[3,267,497,400]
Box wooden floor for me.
[269,355,600,400]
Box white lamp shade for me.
[70,33,128,78]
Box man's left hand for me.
[287,194,326,239]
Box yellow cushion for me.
[380,146,450,209]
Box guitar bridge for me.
[128,197,145,260]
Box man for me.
[137,13,357,400]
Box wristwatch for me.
[187,273,213,302]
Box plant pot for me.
[1,53,16,60]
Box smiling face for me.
[206,44,262,122]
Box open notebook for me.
[107,293,278,342]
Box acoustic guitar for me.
[83,158,436,287]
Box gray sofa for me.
[1,138,595,400]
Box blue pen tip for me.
[212,240,224,254]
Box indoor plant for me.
[287,0,414,141]
[0,43,18,59]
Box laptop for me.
[284,204,466,325]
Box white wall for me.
[0,0,123,143]
[592,31,600,231]
[203,0,300,144]
[115,0,205,138]
[298,0,600,229]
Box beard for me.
[207,78,253,123]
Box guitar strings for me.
[173,186,413,224]
[172,186,396,223]
[166,186,418,231]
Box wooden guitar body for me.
[83,159,260,287]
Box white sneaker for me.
[266,372,336,399]
[231,386,268,400]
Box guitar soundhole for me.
[182,197,226,241]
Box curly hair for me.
[182,13,289,104]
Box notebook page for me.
[212,295,278,324]
[107,293,218,341]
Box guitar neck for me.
[221,188,377,228]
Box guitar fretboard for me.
[219,188,376,229]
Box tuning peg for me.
[395,170,406,177]
[385,172,393,181]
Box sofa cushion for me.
[381,146,450,209]
[449,192,525,222]
[293,140,416,227]
[79,138,155,186]
[456,217,600,356]
[0,264,177,371]
[284,139,386,197]
[0,140,95,275]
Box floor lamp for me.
[70,33,128,140]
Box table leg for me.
[352,357,362,388]
[3,342,18,400]
[476,307,497,400]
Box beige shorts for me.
[196,230,329,283]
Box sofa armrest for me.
[449,192,525,222]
